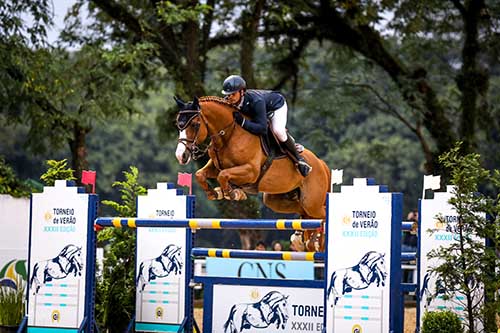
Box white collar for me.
[237,94,245,108]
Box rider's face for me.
[226,90,243,104]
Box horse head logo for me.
[223,291,290,333]
[327,251,387,305]
[29,244,83,295]
[136,244,184,292]
[420,271,484,311]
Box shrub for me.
[0,278,25,326]
[421,310,463,333]
[0,157,32,198]
[39,159,76,186]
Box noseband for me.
[176,108,237,161]
[176,110,210,160]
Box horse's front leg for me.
[217,163,258,201]
[195,159,222,200]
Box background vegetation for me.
[1,1,499,331]
[1,0,499,245]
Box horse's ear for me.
[192,96,200,109]
[174,95,185,109]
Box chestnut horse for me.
[174,96,330,251]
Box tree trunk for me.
[240,0,266,88]
[456,0,487,155]
[69,122,90,185]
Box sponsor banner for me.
[206,257,314,280]
[211,284,324,332]
[0,195,29,289]
[419,186,483,330]
[28,181,90,329]
[325,178,394,333]
[135,183,187,326]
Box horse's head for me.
[174,96,208,164]
[262,291,289,326]
[174,95,238,165]
[361,251,387,280]
[162,244,183,270]
[60,244,83,269]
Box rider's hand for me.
[233,111,244,126]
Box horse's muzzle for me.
[175,142,191,165]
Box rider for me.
[221,74,312,177]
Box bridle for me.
[176,109,208,160]
[176,108,236,161]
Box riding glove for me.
[233,111,244,126]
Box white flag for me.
[422,174,441,198]
[331,169,343,191]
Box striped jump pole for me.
[95,217,322,230]
[191,248,325,261]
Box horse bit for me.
[176,109,236,161]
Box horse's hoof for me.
[290,233,305,252]
[230,189,247,201]
[213,187,224,200]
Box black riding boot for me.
[282,134,312,177]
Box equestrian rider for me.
[221,75,312,177]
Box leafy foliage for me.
[421,310,463,333]
[425,143,500,332]
[101,166,146,217]
[156,1,211,25]
[0,0,51,45]
[0,156,32,197]
[95,166,146,332]
[39,159,76,186]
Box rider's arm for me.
[241,99,267,135]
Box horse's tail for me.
[223,305,238,333]
[30,263,39,294]
[327,272,337,300]
[136,262,145,291]
[420,273,430,299]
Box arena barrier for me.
[25,178,423,333]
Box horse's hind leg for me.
[263,193,308,251]
[263,192,304,215]
[299,157,330,252]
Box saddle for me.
[260,122,305,165]
[236,123,304,194]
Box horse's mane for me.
[262,291,286,309]
[162,244,179,256]
[199,96,238,110]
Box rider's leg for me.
[271,102,312,177]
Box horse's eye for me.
[192,122,200,130]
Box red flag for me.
[177,172,192,195]
[82,170,97,193]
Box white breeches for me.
[270,102,288,142]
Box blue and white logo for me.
[136,244,183,292]
[327,251,387,305]
[223,291,290,332]
[29,244,83,294]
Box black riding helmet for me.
[221,75,246,95]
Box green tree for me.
[96,166,146,332]
[258,0,500,174]
[20,43,155,183]
[426,143,500,332]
